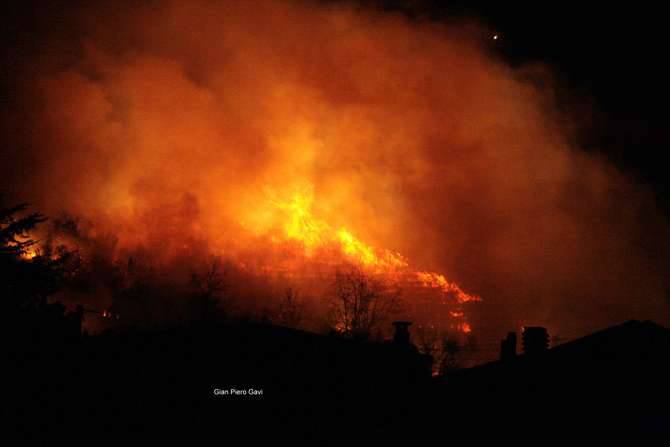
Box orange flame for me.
[416,272,481,304]
[459,322,472,334]
[20,249,38,260]
[271,189,409,271]
[269,188,479,332]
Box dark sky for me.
[366,0,668,208]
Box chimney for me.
[500,331,517,361]
[522,327,549,355]
[392,321,412,346]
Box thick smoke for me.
[2,0,668,342]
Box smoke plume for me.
[2,0,668,344]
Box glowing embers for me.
[101,310,120,320]
[458,322,472,334]
[20,249,38,260]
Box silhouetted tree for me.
[329,266,400,340]
[415,324,441,358]
[189,258,228,321]
[275,287,305,328]
[0,202,45,258]
[1,200,79,337]
[439,335,462,374]
[0,201,76,309]
[416,326,474,374]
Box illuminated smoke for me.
[1,0,669,341]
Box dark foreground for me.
[9,319,670,440]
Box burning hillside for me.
[2,0,669,342]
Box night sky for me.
[374,0,669,208]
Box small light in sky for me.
[493,34,499,41]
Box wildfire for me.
[272,189,409,271]
[15,185,480,335]
[459,322,472,334]
[274,191,328,250]
[20,249,38,260]
[270,188,480,333]
[4,0,514,338]
[416,272,481,304]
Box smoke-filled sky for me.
[1,0,669,342]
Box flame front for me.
[266,188,480,332]
[272,189,408,270]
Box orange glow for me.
[3,0,669,342]
[271,189,409,271]
[5,0,511,335]
[265,189,480,329]
[20,249,38,260]
[416,272,481,303]
[273,191,328,251]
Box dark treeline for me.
[4,200,439,440]
[8,200,668,439]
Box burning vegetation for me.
[2,0,669,350]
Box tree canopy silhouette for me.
[329,266,400,340]
[1,199,76,320]
[0,203,45,258]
